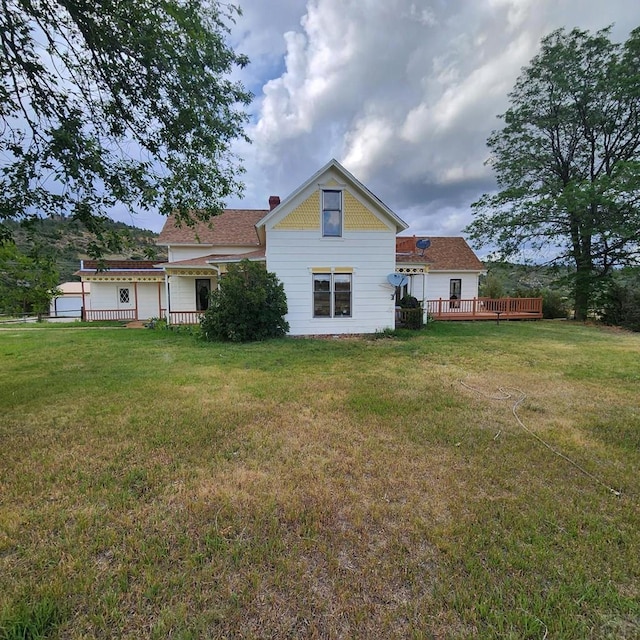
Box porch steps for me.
[125,320,147,329]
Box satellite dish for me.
[416,238,431,257]
[387,273,409,287]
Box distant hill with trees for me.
[6,216,166,284]
[480,261,573,319]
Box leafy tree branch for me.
[466,27,640,320]
[1,0,252,253]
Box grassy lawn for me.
[1,321,638,639]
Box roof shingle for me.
[396,236,484,271]
[157,210,266,246]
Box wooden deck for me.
[426,297,543,321]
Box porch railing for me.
[169,311,204,325]
[84,309,136,321]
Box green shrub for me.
[403,307,424,329]
[479,274,505,299]
[144,317,167,330]
[601,277,640,332]
[541,288,570,319]
[399,294,419,309]
[200,260,289,342]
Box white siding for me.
[168,275,196,312]
[90,282,133,311]
[425,272,481,301]
[266,230,397,335]
[167,275,215,312]
[137,283,165,319]
[87,281,165,319]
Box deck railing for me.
[425,297,543,320]
[84,309,136,321]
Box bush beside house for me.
[200,260,289,342]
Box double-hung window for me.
[322,190,342,237]
[313,273,351,318]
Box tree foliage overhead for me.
[1,0,251,250]
[466,26,640,320]
[200,260,289,342]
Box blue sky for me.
[120,0,640,252]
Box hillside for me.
[7,216,167,283]
[481,260,574,296]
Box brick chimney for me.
[269,195,280,210]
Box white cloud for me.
[221,0,640,241]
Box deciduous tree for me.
[466,27,640,320]
[0,243,60,318]
[1,0,251,251]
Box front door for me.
[449,279,461,308]
[195,279,212,311]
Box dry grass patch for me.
[1,322,639,638]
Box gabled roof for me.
[396,236,485,271]
[157,209,266,246]
[257,159,409,232]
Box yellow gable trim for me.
[274,189,389,231]
[83,275,164,282]
[165,268,219,276]
[344,192,388,230]
[274,191,320,230]
[311,267,353,273]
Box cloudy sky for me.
[129,0,639,246]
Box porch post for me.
[165,275,171,325]
[133,281,139,320]
[81,280,86,321]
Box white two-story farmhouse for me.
[77,160,490,333]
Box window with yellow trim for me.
[313,273,351,317]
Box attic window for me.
[322,190,342,237]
